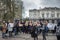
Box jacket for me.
[31,26,38,37]
[2,23,7,33]
[56,26,60,36]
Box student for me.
[28,22,33,34]
[14,20,19,35]
[31,22,38,40]
[42,21,49,40]
[36,22,42,34]
[2,21,7,38]
[19,21,23,33]
[56,21,60,40]
[21,21,25,33]
[24,21,29,33]
[8,20,14,37]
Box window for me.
[34,12,36,16]
[46,13,49,17]
[51,14,55,18]
[42,13,44,18]
[57,13,60,18]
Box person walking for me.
[36,21,42,34]
[56,21,60,40]
[2,21,7,38]
[19,21,23,33]
[31,22,38,40]
[24,21,29,33]
[28,21,33,34]
[42,21,49,40]
[14,20,19,35]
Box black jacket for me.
[31,26,38,38]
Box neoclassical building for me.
[29,7,60,23]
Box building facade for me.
[14,0,23,19]
[29,7,60,23]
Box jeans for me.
[42,32,46,40]
[57,35,60,40]
[14,28,18,35]
[2,32,6,38]
[9,31,12,37]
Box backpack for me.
[56,26,60,35]
[45,26,49,32]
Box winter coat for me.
[31,26,38,38]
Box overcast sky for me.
[22,0,60,18]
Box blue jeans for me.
[14,28,17,35]
[2,32,6,38]
[42,32,46,40]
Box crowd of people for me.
[1,20,60,40]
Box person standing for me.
[56,21,60,40]
[31,22,38,40]
[2,21,7,38]
[36,21,42,34]
[18,21,23,33]
[24,21,29,33]
[28,21,33,34]
[8,20,14,37]
[21,21,25,33]
[42,21,49,40]
[14,20,19,35]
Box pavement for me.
[0,32,57,40]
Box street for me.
[0,32,57,40]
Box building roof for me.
[40,7,60,11]
[29,7,60,12]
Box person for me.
[42,21,49,40]
[28,21,33,34]
[6,22,9,34]
[31,22,38,40]
[8,20,14,37]
[14,20,19,35]
[25,21,28,33]
[18,21,23,33]
[56,21,60,40]
[21,21,25,33]
[2,21,7,38]
[36,21,42,34]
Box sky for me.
[22,0,60,18]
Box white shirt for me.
[8,23,14,31]
[9,23,14,27]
